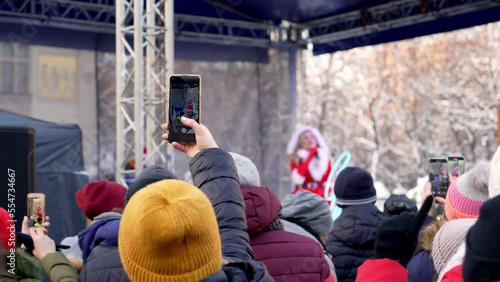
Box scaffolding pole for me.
[115,0,174,185]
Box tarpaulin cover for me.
[0,109,88,243]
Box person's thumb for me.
[22,216,29,231]
[180,117,201,133]
[415,195,434,228]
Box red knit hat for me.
[0,207,15,249]
[76,180,127,220]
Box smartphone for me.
[168,75,201,144]
[448,156,465,178]
[27,193,45,228]
[429,158,449,198]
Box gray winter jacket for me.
[279,190,337,281]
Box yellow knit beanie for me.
[119,179,222,282]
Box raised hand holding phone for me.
[30,228,56,260]
[162,117,217,159]
[428,158,449,198]
[421,181,445,217]
[374,195,434,267]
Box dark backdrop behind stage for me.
[0,127,35,233]
[0,110,88,243]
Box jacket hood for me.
[418,218,447,252]
[78,218,120,263]
[93,211,122,221]
[242,186,281,236]
[287,125,330,155]
[0,248,42,280]
[280,190,333,236]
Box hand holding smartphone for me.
[161,117,218,159]
[167,75,201,144]
[428,158,449,198]
[27,193,45,228]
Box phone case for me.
[27,194,45,228]
[428,158,449,198]
[167,74,201,144]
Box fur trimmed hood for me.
[418,218,447,252]
[0,248,42,280]
[287,126,330,156]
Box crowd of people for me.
[1,117,500,282]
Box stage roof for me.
[0,0,498,59]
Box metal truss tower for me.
[115,0,174,185]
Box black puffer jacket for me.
[79,246,130,282]
[190,148,273,282]
[325,204,385,282]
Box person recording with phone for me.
[114,117,273,281]
[0,208,78,281]
[287,126,332,199]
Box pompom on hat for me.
[118,179,222,282]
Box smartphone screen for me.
[448,156,465,178]
[429,158,449,198]
[27,193,45,228]
[168,75,201,144]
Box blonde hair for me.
[419,218,447,252]
[289,130,318,163]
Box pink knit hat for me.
[445,163,490,220]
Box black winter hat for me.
[125,165,178,204]
[374,196,433,267]
[334,167,377,206]
[463,195,500,282]
[383,194,418,217]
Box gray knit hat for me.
[280,190,333,236]
[445,162,490,220]
[431,218,477,275]
[229,153,260,187]
[125,165,178,204]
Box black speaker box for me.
[0,127,36,233]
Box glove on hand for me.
[374,195,434,267]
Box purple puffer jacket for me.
[243,186,331,282]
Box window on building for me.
[0,43,30,95]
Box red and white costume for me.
[287,126,332,199]
[187,99,194,111]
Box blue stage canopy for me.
[0,0,498,59]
